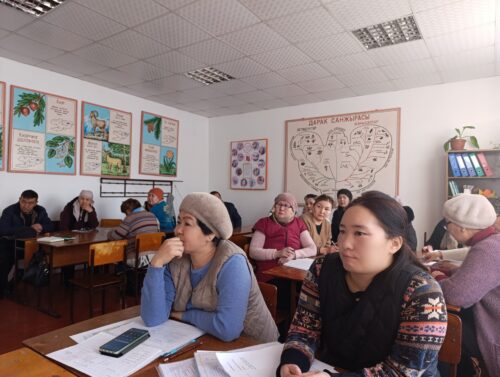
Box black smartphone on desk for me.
[99,328,150,357]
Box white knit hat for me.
[442,193,496,229]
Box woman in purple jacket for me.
[433,194,500,377]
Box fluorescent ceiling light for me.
[0,0,65,17]
[185,67,235,85]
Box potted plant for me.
[443,126,480,152]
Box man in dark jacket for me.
[0,190,54,297]
[210,191,242,231]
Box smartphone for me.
[99,328,150,357]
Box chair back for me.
[100,219,122,228]
[439,313,462,377]
[134,232,165,266]
[258,281,278,322]
[89,240,127,267]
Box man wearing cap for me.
[141,192,278,343]
[147,188,175,233]
[210,191,242,231]
[433,194,500,377]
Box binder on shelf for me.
[448,181,457,196]
[469,153,485,176]
[461,154,477,176]
[448,154,461,177]
[454,154,469,177]
[476,152,493,176]
[452,181,460,195]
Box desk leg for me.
[290,281,298,317]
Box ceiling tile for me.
[0,5,34,31]
[220,23,289,55]
[367,40,431,65]
[75,0,169,27]
[151,74,204,91]
[392,72,443,90]
[228,103,261,114]
[0,34,64,60]
[0,29,10,39]
[118,61,172,81]
[90,69,143,86]
[337,67,389,86]
[179,38,244,64]
[283,93,323,106]
[233,90,275,103]
[205,96,248,107]
[319,52,377,75]
[251,98,290,109]
[276,63,330,82]
[380,58,438,79]
[251,46,312,70]
[240,72,291,89]
[42,2,126,41]
[100,30,170,59]
[239,0,321,20]
[47,53,107,75]
[215,57,270,78]
[80,75,122,89]
[434,46,494,70]
[264,84,309,98]
[16,21,92,51]
[135,13,211,48]
[297,76,345,92]
[426,23,494,56]
[180,86,226,100]
[74,43,137,68]
[36,61,86,78]
[119,86,153,97]
[268,7,343,43]
[177,0,259,35]
[350,81,396,96]
[126,80,176,96]
[410,0,459,12]
[210,80,256,95]
[441,63,495,82]
[153,0,197,10]
[314,87,357,101]
[415,0,495,37]
[147,50,204,73]
[325,0,411,30]
[296,33,363,61]
[0,47,43,66]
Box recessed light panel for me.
[0,0,65,17]
[185,67,235,85]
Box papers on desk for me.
[157,342,337,377]
[37,236,66,243]
[284,258,314,271]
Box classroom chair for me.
[438,312,462,377]
[100,219,122,228]
[132,232,165,303]
[257,281,288,328]
[15,239,41,306]
[68,240,128,323]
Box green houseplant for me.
[443,126,480,152]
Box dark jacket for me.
[224,201,242,230]
[59,197,99,231]
[331,207,345,243]
[0,202,54,237]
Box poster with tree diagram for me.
[80,101,131,177]
[0,82,4,170]
[285,108,400,201]
[140,111,179,177]
[8,85,77,175]
[230,139,268,190]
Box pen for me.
[160,339,202,363]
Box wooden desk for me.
[263,264,308,315]
[24,305,259,377]
[229,225,253,248]
[0,347,75,376]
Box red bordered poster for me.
[230,138,268,190]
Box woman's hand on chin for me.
[151,237,184,267]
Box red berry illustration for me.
[29,101,39,111]
[20,107,30,116]
[147,123,154,133]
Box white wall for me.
[209,76,500,248]
[0,57,210,221]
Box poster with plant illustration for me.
[140,111,179,177]
[0,82,5,170]
[8,86,77,174]
[80,101,131,177]
[230,139,268,190]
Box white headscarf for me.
[73,190,94,222]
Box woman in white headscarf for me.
[60,190,99,231]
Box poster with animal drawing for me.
[81,101,131,177]
[8,85,77,175]
[0,82,4,170]
[230,139,268,190]
[285,108,400,201]
[140,111,179,177]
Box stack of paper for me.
[284,258,314,271]
[157,342,337,377]
[37,236,66,243]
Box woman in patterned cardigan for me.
[278,191,447,377]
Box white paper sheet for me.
[284,258,314,271]
[157,357,198,377]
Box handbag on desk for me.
[23,249,49,287]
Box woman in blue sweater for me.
[140,192,277,343]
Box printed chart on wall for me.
[140,111,179,177]
[80,102,131,177]
[0,82,4,170]
[8,85,77,175]
[230,139,268,190]
[286,108,400,200]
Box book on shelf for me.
[448,154,461,177]
[461,154,477,176]
[469,153,485,176]
[476,152,493,176]
[454,154,469,176]
[448,181,460,196]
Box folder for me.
[448,154,461,177]
[454,154,469,177]
[469,153,485,176]
[448,181,457,196]
[452,181,460,195]
[461,154,476,176]
[476,152,493,176]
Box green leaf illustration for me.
[64,155,73,168]
[47,149,56,158]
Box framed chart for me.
[0,82,4,170]
[80,101,131,177]
[139,111,179,177]
[285,108,400,201]
[8,85,77,175]
[230,138,268,190]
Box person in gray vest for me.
[140,192,278,343]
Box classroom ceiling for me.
[0,0,497,118]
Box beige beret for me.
[443,193,496,229]
[179,192,233,239]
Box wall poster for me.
[139,111,179,177]
[0,82,5,170]
[80,101,131,177]
[8,85,77,175]
[230,138,268,190]
[285,108,400,201]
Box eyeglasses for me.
[275,202,292,209]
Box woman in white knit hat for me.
[433,194,500,377]
[140,192,278,343]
